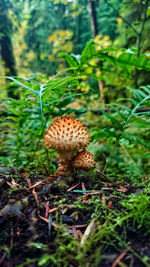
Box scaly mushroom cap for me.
[43,116,90,151]
[73,150,95,169]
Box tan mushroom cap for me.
[43,116,90,151]
[73,150,95,169]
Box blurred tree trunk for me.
[87,0,98,37]
[0,36,18,83]
[0,4,18,99]
[135,0,149,88]
[87,0,105,107]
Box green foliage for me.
[1,1,150,266]
[90,85,150,181]
[121,192,150,231]
[0,72,85,167]
[78,41,150,72]
[97,0,120,40]
[1,40,150,182]
[59,42,150,182]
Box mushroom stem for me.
[57,151,75,176]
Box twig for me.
[26,175,32,188]
[10,223,13,249]
[27,175,56,190]
[39,215,57,227]
[0,251,7,265]
[48,207,58,214]
[112,247,129,267]
[67,182,80,192]
[24,174,40,206]
[32,187,40,206]
[45,202,50,218]
[43,164,50,176]
[96,170,112,182]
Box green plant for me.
[121,192,150,231]
[1,41,150,181]
[0,72,85,168]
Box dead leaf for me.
[72,226,79,240]
[62,207,68,214]
[117,185,128,192]
[80,218,96,245]
[101,195,106,206]
[107,200,112,209]
[77,229,83,239]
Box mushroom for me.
[73,150,95,170]
[43,116,90,175]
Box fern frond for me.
[100,109,123,130]
[123,86,150,129]
[6,77,39,96]
[107,104,128,120]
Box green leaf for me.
[1,122,18,128]
[29,242,48,250]
[6,77,39,96]
[59,53,79,68]
[141,85,150,95]
[38,254,51,266]
[107,104,127,120]
[100,109,123,129]
[94,46,150,72]
[57,96,75,108]
[80,40,95,65]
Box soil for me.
[0,167,150,267]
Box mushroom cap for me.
[43,116,90,151]
[73,150,95,169]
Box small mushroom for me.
[73,150,95,170]
[43,116,90,175]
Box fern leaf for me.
[6,77,39,96]
[100,109,123,129]
[141,85,150,95]
[134,91,146,102]
[107,104,127,120]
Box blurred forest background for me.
[0,0,150,178]
[1,0,150,94]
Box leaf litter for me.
[0,168,150,266]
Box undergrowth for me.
[15,178,150,267]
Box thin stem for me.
[33,82,47,160]
[105,0,139,35]
[39,84,45,134]
[137,0,149,56]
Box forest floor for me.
[0,167,150,267]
